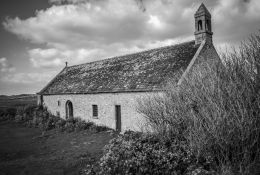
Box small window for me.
[198,20,203,31]
[56,111,60,117]
[206,19,211,31]
[58,100,61,106]
[92,105,98,118]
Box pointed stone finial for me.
[65,62,68,67]
[195,3,211,17]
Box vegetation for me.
[136,33,260,174]
[1,105,111,133]
[0,99,113,175]
[84,131,215,175]
[83,33,260,175]
[1,34,260,174]
[0,94,36,111]
[0,120,114,175]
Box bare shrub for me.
[137,33,260,174]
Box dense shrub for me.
[74,118,94,132]
[89,125,111,133]
[137,33,260,174]
[64,121,76,132]
[14,105,37,123]
[88,132,215,175]
[45,115,60,130]
[0,109,8,121]
[55,118,66,131]
[0,109,5,117]
[23,105,37,116]
[0,113,10,122]
[6,108,17,119]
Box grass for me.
[0,120,115,175]
[0,95,115,174]
[0,94,36,111]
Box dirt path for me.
[0,121,114,175]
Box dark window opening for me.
[58,101,61,106]
[56,111,60,117]
[92,105,98,118]
[198,20,202,31]
[206,19,211,31]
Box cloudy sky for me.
[0,0,259,95]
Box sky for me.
[0,0,260,95]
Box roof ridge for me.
[68,40,195,69]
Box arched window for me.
[198,20,202,31]
[65,100,73,119]
[206,20,211,31]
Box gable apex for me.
[195,3,211,17]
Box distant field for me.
[0,94,37,111]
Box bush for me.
[91,132,215,175]
[95,125,111,132]
[55,118,66,131]
[14,105,37,123]
[0,109,9,121]
[85,121,95,130]
[137,33,260,174]
[0,114,10,122]
[23,105,37,116]
[74,118,90,132]
[6,108,17,119]
[45,115,59,131]
[0,109,5,117]
[9,105,112,134]
[64,122,75,132]
[87,124,111,133]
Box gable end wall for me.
[178,41,221,85]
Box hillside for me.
[0,94,37,110]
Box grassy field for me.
[0,94,37,111]
[0,94,115,174]
[0,121,114,175]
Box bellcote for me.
[194,3,213,45]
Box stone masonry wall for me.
[178,41,221,85]
[194,41,220,66]
[42,92,159,131]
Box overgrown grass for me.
[137,33,260,174]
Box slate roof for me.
[39,40,199,95]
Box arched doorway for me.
[65,100,73,119]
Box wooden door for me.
[115,105,121,132]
